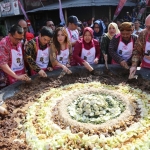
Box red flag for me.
[137,0,150,20]
[113,0,127,20]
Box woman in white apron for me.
[50,27,72,74]
[101,22,120,64]
[73,27,100,74]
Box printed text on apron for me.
[112,36,133,64]
[81,39,96,64]
[8,44,25,84]
[141,34,150,68]
[31,37,49,75]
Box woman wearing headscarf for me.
[101,22,120,64]
[73,27,100,74]
[92,20,106,63]
[109,22,137,69]
[92,19,106,43]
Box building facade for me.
[0,0,136,35]
[0,0,25,35]
[25,0,135,34]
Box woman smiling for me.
[101,22,120,64]
[73,27,100,74]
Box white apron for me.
[81,40,96,64]
[57,48,69,65]
[8,44,25,84]
[31,37,49,75]
[112,36,133,64]
[53,48,70,70]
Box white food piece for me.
[0,106,8,115]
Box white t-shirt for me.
[66,28,79,44]
[133,28,143,35]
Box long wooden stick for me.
[105,54,108,69]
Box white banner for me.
[0,0,20,17]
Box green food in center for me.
[68,93,126,124]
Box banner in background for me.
[0,0,20,17]
[113,0,127,21]
[137,0,150,20]
[18,0,34,34]
[59,0,65,25]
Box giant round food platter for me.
[1,65,150,150]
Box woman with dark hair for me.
[50,27,72,74]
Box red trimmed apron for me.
[8,44,25,84]
[112,36,133,64]
[81,39,96,64]
[31,37,49,75]
[53,48,70,70]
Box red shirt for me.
[0,36,19,66]
[26,32,34,41]
[73,38,100,65]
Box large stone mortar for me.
[0,64,150,101]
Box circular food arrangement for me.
[1,68,150,150]
[67,92,126,124]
